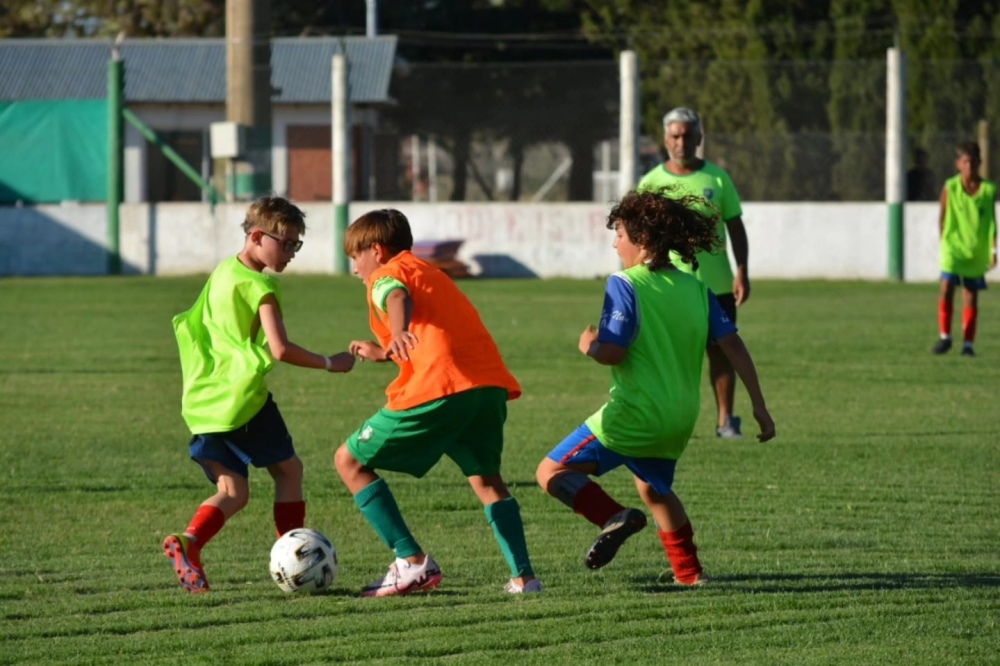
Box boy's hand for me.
[386,331,419,362]
[350,339,388,362]
[753,406,776,443]
[579,325,599,356]
[327,351,356,373]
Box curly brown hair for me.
[607,187,721,271]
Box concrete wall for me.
[0,201,948,281]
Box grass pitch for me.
[0,275,997,665]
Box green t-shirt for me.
[173,256,281,434]
[585,264,709,460]
[940,175,997,278]
[638,160,742,295]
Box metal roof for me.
[0,36,397,104]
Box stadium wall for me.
[0,201,944,281]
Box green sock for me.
[354,478,422,558]
[485,497,534,578]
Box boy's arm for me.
[259,295,355,372]
[716,332,775,442]
[580,325,628,365]
[382,288,418,361]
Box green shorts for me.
[346,387,509,478]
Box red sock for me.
[184,504,226,567]
[658,521,703,584]
[938,299,953,337]
[962,306,978,343]
[274,500,306,536]
[572,482,626,527]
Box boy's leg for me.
[469,475,538,588]
[935,277,956,353]
[164,462,245,593]
[335,444,422,558]
[536,446,646,570]
[634,477,705,585]
[335,443,441,596]
[961,286,979,354]
[267,455,305,536]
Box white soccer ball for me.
[269,528,338,593]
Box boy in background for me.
[536,188,775,585]
[933,141,997,356]
[335,208,540,596]
[164,196,355,593]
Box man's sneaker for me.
[361,555,442,598]
[716,415,743,439]
[162,533,209,593]
[585,508,647,570]
[932,338,953,355]
[961,345,975,357]
[504,578,543,594]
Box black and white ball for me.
[269,528,338,593]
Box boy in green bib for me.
[163,196,355,593]
[932,141,997,357]
[536,188,775,585]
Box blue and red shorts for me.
[546,424,678,496]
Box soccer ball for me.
[269,528,338,593]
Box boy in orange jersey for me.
[335,208,541,597]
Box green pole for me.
[888,202,904,281]
[334,204,349,273]
[107,54,124,275]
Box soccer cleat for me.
[504,578,543,594]
[932,338,952,355]
[716,415,743,439]
[961,345,975,357]
[162,533,209,593]
[674,573,711,586]
[361,555,442,597]
[585,508,648,570]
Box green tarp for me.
[0,100,107,204]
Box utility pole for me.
[226,0,272,198]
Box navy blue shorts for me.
[188,394,295,483]
[546,423,678,496]
[941,272,987,291]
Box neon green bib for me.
[173,256,281,434]
[940,175,997,277]
[585,265,708,459]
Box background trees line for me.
[3,0,997,200]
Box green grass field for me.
[1,275,997,665]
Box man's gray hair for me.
[662,107,701,133]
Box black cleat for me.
[585,508,647,570]
[932,339,952,355]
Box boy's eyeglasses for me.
[262,232,303,253]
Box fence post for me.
[618,50,639,196]
[107,50,124,275]
[332,52,351,275]
[886,47,906,282]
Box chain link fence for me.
[377,58,997,203]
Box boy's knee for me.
[333,444,358,474]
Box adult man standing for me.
[638,107,750,439]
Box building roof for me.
[0,36,397,104]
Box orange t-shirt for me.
[366,251,521,410]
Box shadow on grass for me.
[632,571,1000,594]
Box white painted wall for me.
[0,201,964,282]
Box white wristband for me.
[323,355,333,371]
